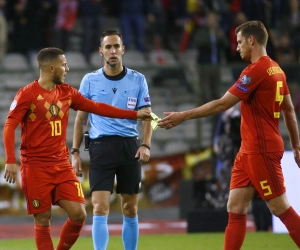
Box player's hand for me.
[135,146,150,162]
[293,146,300,168]
[137,110,152,121]
[158,111,185,129]
[4,164,18,184]
[71,154,83,177]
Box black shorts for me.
[88,136,142,195]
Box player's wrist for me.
[70,148,80,154]
[140,144,150,150]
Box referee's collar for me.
[103,66,127,81]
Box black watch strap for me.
[71,148,80,154]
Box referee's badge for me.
[127,97,137,109]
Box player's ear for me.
[49,65,55,72]
[99,47,103,56]
[122,46,125,55]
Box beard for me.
[53,72,64,85]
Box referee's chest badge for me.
[127,97,137,109]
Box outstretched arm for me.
[158,92,240,129]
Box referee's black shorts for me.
[88,136,142,195]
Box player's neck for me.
[250,47,267,63]
[38,77,56,91]
[103,64,123,76]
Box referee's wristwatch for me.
[71,148,80,154]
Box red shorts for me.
[21,163,85,214]
[230,151,286,200]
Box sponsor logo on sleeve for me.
[144,96,150,102]
[236,84,248,92]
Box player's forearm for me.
[3,120,18,164]
[72,115,85,149]
[80,99,137,120]
[141,108,152,146]
[283,110,300,149]
[182,99,227,120]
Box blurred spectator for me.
[178,0,207,52]
[0,0,7,65]
[275,32,296,64]
[25,0,57,59]
[155,0,182,51]
[241,0,267,25]
[283,0,300,61]
[79,0,106,64]
[150,0,183,63]
[192,11,229,104]
[53,0,79,51]
[117,0,154,52]
[227,11,247,63]
[36,0,57,48]
[5,0,56,58]
[6,0,29,55]
[275,32,297,83]
[288,0,300,27]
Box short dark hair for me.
[100,30,123,46]
[37,47,64,68]
[235,21,268,46]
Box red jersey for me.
[4,80,137,165]
[229,56,289,154]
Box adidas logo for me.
[37,95,44,100]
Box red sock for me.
[56,218,84,250]
[35,225,54,250]
[224,212,247,250]
[278,206,300,248]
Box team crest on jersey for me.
[9,100,17,110]
[49,104,60,117]
[32,199,40,208]
[240,75,252,85]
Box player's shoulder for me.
[125,67,145,79]
[19,80,37,94]
[85,68,103,78]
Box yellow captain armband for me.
[150,112,160,131]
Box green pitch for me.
[0,232,296,250]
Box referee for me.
[72,30,152,250]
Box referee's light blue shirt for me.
[79,67,151,138]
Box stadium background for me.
[0,0,300,236]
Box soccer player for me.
[71,30,152,250]
[158,20,300,249]
[3,47,151,250]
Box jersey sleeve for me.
[78,74,91,99]
[70,87,138,120]
[4,89,32,163]
[228,64,265,100]
[137,74,151,109]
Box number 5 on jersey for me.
[274,81,283,118]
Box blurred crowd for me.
[0,0,300,67]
